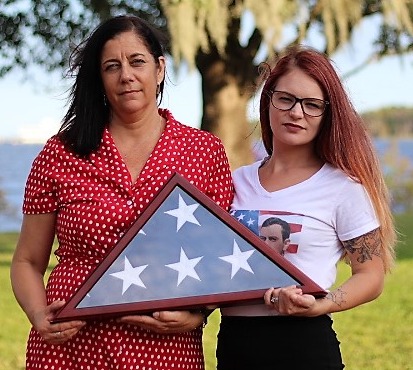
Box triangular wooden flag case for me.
[54,173,325,322]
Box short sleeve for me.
[23,138,60,214]
[334,180,379,241]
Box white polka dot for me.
[23,109,233,369]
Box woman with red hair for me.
[216,46,396,369]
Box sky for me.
[0,13,412,143]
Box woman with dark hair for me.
[11,15,233,369]
[216,46,396,369]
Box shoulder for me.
[319,163,363,189]
[41,135,64,149]
[314,165,373,210]
[33,136,66,161]
[162,109,223,145]
[320,163,350,180]
[233,160,262,180]
[180,122,222,146]
[324,165,378,229]
[31,135,84,172]
[231,161,261,194]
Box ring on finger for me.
[55,331,61,338]
[270,296,279,304]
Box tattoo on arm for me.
[342,228,381,264]
[326,287,346,307]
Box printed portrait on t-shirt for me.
[231,210,303,255]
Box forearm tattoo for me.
[342,228,381,264]
[326,287,346,307]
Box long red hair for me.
[259,45,396,271]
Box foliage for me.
[1,0,412,74]
[363,106,413,136]
[1,1,413,168]
[360,108,413,213]
[0,0,166,76]
[0,189,7,212]
[161,0,299,68]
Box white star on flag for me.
[110,256,148,294]
[166,247,203,286]
[246,218,255,227]
[219,240,255,278]
[164,194,200,231]
[236,213,245,221]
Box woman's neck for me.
[259,147,324,192]
[266,145,322,171]
[108,107,161,137]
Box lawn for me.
[1,213,412,369]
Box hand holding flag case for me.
[53,172,326,322]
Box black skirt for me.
[216,315,344,370]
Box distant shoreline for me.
[1,135,413,146]
[0,139,46,145]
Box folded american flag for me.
[54,173,325,322]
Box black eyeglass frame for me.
[269,90,330,117]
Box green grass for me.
[1,213,412,369]
[0,233,31,370]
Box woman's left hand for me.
[264,285,317,316]
[117,310,204,334]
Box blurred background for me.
[1,0,413,227]
[0,1,412,369]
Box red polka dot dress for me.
[23,109,234,369]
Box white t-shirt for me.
[221,161,379,316]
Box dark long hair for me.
[59,15,168,156]
[259,45,396,271]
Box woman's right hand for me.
[31,300,86,345]
[264,286,316,316]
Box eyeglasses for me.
[269,90,329,117]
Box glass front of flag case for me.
[53,173,325,322]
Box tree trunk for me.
[198,61,254,170]
[195,11,263,170]
[196,28,260,170]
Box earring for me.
[156,84,160,97]
[103,94,108,106]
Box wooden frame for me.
[53,172,326,322]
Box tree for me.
[0,189,6,212]
[381,139,413,212]
[1,0,412,169]
[363,107,413,136]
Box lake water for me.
[0,143,44,232]
[0,139,412,232]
